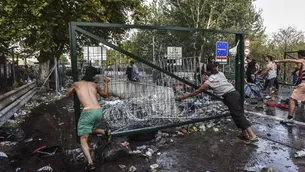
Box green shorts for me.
[77,108,103,136]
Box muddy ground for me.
[1,92,305,172]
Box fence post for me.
[235,34,245,110]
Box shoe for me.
[285,116,294,124]
[265,95,271,99]
[85,163,96,171]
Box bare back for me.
[73,81,100,109]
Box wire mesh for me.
[73,26,240,133]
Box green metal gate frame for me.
[68,22,245,138]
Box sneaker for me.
[265,95,271,99]
[286,116,294,123]
[85,163,95,171]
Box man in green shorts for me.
[66,66,110,171]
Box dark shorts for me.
[266,78,276,87]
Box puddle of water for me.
[244,139,298,172]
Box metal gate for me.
[69,22,245,138]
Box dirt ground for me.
[2,94,305,172]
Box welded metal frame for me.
[69,22,245,138]
[283,51,298,82]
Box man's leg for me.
[288,97,296,118]
[80,134,94,166]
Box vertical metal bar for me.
[238,34,245,110]
[54,57,59,93]
[234,35,240,91]
[69,22,80,143]
[284,52,288,82]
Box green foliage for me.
[1,0,147,62]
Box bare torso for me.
[73,81,100,109]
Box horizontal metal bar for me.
[0,81,36,101]
[0,83,36,110]
[111,114,230,137]
[0,88,37,126]
[285,51,298,54]
[71,22,243,35]
[75,26,223,101]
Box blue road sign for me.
[216,41,228,57]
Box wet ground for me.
[1,85,305,172]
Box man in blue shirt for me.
[130,61,140,82]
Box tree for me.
[1,0,147,88]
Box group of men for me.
[245,55,280,99]
[65,50,305,171]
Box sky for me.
[254,0,305,36]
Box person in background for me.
[66,67,111,171]
[274,50,305,122]
[258,55,277,99]
[292,70,298,85]
[178,63,258,144]
[273,63,280,91]
[130,61,139,82]
[245,56,257,83]
[126,63,133,81]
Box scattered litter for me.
[180,128,188,134]
[131,150,142,154]
[261,167,278,172]
[267,133,271,137]
[295,149,305,158]
[145,151,152,157]
[58,122,64,126]
[0,141,18,146]
[37,165,53,172]
[177,131,184,136]
[220,140,224,143]
[199,125,206,132]
[136,145,148,150]
[121,141,129,148]
[213,128,219,132]
[170,139,174,143]
[161,132,170,137]
[119,164,126,169]
[150,164,159,171]
[157,152,161,156]
[129,165,137,172]
[0,152,8,158]
[24,138,33,143]
[32,146,59,158]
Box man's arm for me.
[258,64,271,77]
[66,84,75,97]
[97,79,110,98]
[274,59,303,63]
[180,83,210,100]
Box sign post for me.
[244,38,250,59]
[216,41,228,65]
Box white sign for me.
[244,48,250,55]
[245,39,250,47]
[83,46,107,61]
[167,47,182,59]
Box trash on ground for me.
[295,149,305,158]
[150,164,159,171]
[37,165,53,172]
[129,165,137,172]
[136,145,148,150]
[119,164,126,169]
[0,152,8,158]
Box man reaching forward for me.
[178,64,257,144]
[66,66,111,171]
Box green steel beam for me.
[69,23,81,143]
[71,22,243,35]
[239,34,245,110]
[74,26,223,101]
[111,114,230,137]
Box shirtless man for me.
[274,50,305,122]
[66,66,110,171]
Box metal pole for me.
[54,57,59,93]
[153,35,155,64]
[284,52,287,82]
[238,34,245,110]
[112,114,230,137]
[11,49,16,83]
[69,23,80,143]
